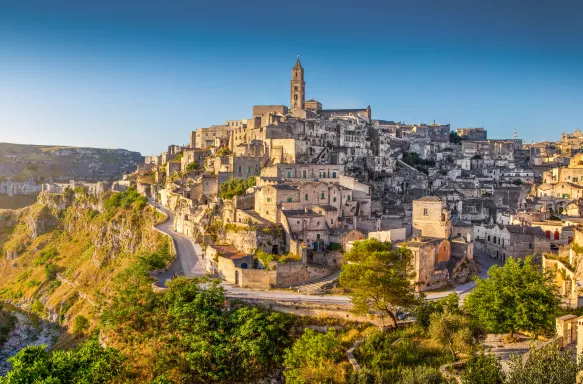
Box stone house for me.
[412,196,452,239]
[474,224,550,262]
[205,244,254,284]
[404,237,451,291]
[282,208,329,252]
[450,235,474,260]
[260,163,344,181]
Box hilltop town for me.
[18,58,583,382]
[40,58,583,301]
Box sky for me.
[0,0,582,155]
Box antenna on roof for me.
[514,128,518,140]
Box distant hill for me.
[0,143,143,208]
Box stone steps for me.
[291,270,342,295]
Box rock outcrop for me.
[0,143,143,198]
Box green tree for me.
[283,328,347,384]
[340,239,419,326]
[464,256,560,337]
[185,162,200,172]
[450,131,463,145]
[399,365,446,384]
[160,277,292,383]
[506,344,583,384]
[72,315,90,337]
[428,312,475,360]
[413,293,461,330]
[219,177,256,200]
[461,350,505,384]
[0,338,126,383]
[216,147,232,156]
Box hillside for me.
[0,188,169,351]
[0,143,143,208]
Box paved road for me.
[425,250,503,303]
[150,203,206,286]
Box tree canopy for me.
[464,256,560,336]
[0,338,126,384]
[428,312,475,360]
[283,328,348,384]
[339,239,420,326]
[506,344,583,384]
[219,177,256,200]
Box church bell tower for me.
[290,55,305,110]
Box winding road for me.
[151,202,498,306]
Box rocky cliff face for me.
[0,190,166,350]
[0,143,143,197]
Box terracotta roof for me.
[210,245,249,260]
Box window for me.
[238,166,241,173]
[266,198,271,202]
[332,171,337,178]
[347,195,351,201]
[317,234,320,239]
[305,193,308,201]
[488,235,491,242]
[297,221,300,224]
[333,197,337,202]
[287,197,292,202]
[303,170,307,178]
[321,192,325,199]
[331,219,333,224]
[248,166,251,173]
[287,171,292,177]
[423,208,428,216]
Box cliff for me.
[0,143,143,204]
[0,188,168,346]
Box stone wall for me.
[275,261,333,287]
[237,268,276,289]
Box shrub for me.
[44,263,58,281]
[219,177,256,200]
[72,315,90,337]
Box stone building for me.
[456,127,487,140]
[474,223,550,262]
[290,57,305,111]
[412,196,452,239]
[404,238,451,291]
[260,163,344,180]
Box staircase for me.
[291,270,341,295]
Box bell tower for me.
[290,55,305,110]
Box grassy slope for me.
[0,191,167,349]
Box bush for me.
[185,162,200,172]
[283,328,347,384]
[34,247,58,266]
[44,263,58,281]
[399,365,446,384]
[219,177,256,200]
[103,188,148,217]
[461,350,505,384]
[72,315,90,337]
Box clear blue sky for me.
[1,0,582,155]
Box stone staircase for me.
[291,270,341,295]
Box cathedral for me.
[287,56,371,121]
